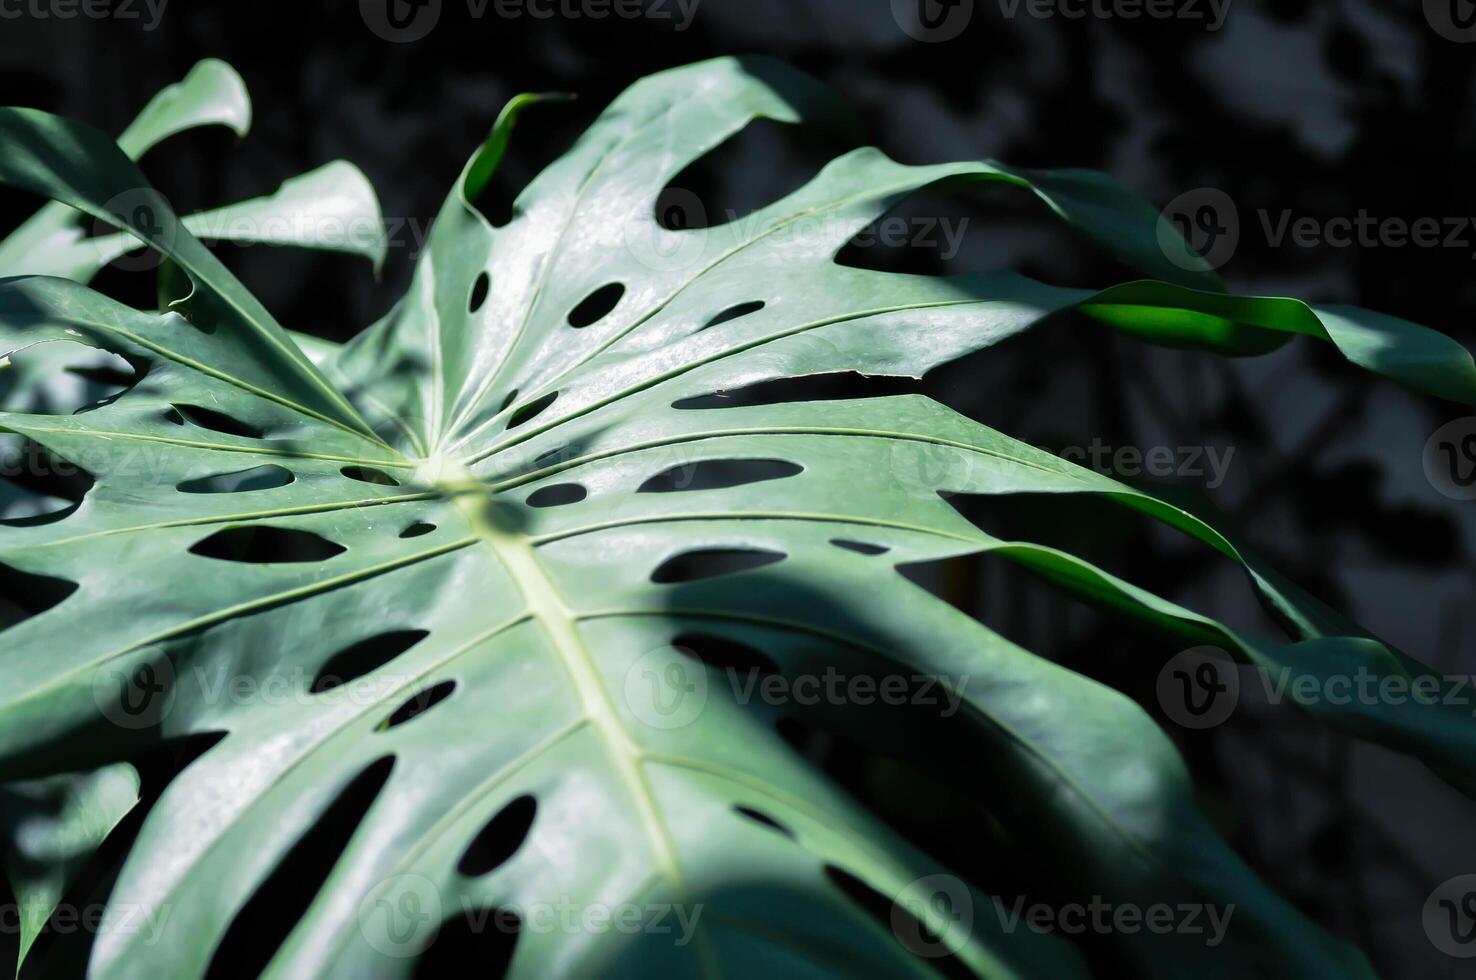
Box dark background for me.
[3,1,1475,976]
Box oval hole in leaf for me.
[526,483,586,508]
[341,466,401,487]
[177,465,295,495]
[638,458,801,493]
[672,373,920,410]
[672,632,780,677]
[313,630,429,694]
[413,909,519,979]
[566,283,624,329]
[204,756,395,980]
[506,392,557,430]
[400,522,437,539]
[822,865,972,977]
[189,526,346,564]
[458,795,537,877]
[0,562,78,630]
[832,539,889,556]
[701,300,765,330]
[381,680,456,729]
[651,548,784,584]
[468,272,491,313]
[498,389,519,414]
[169,403,264,439]
[734,805,793,839]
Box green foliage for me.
[0,57,1471,978]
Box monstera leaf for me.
[0,59,384,971]
[1,58,1473,979]
[0,58,378,444]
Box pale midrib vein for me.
[457,296,982,466]
[443,85,712,439]
[487,426,1084,493]
[447,464,720,980]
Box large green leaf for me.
[0,60,382,975]
[0,57,1470,978]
